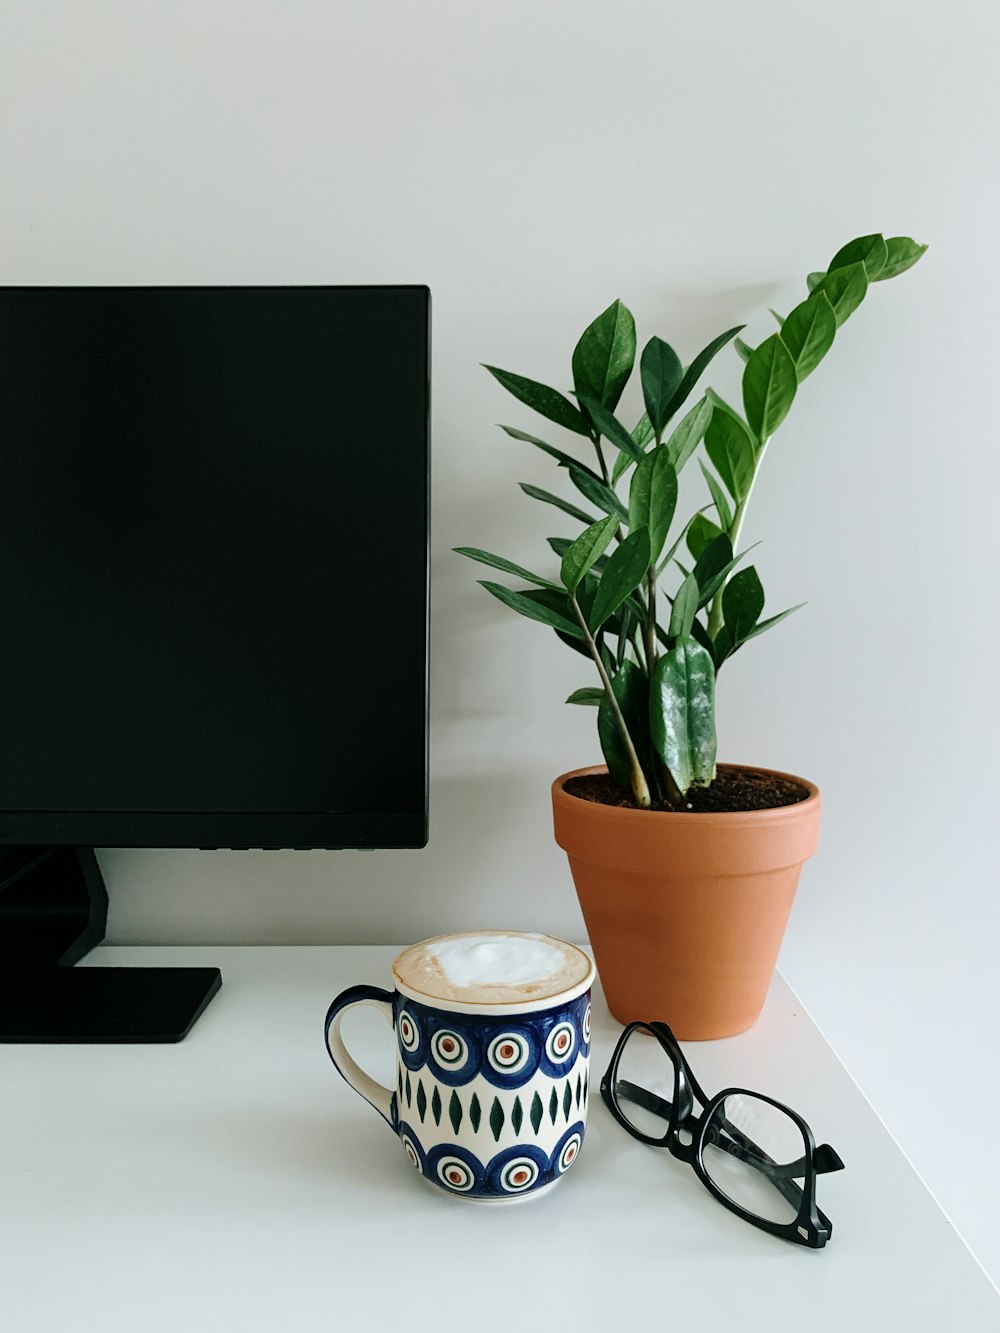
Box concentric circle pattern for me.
[430,1029,468,1067]
[499,1157,540,1193]
[487,1032,531,1075]
[545,1021,576,1064]
[436,1156,477,1192]
[401,1134,422,1171]
[394,993,590,1085]
[557,1132,582,1173]
[398,1010,420,1053]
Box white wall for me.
[3,0,997,1284]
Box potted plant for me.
[457,233,927,1039]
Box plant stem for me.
[592,434,611,487]
[645,571,657,675]
[707,437,770,639]
[570,592,651,808]
[631,627,646,673]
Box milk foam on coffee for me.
[393,931,591,1005]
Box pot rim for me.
[552,761,820,825]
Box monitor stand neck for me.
[0,847,221,1042]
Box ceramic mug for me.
[324,931,596,1201]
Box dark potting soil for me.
[564,766,810,814]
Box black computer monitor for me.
[0,285,430,1042]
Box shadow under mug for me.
[325,944,595,1201]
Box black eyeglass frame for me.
[600,1021,844,1249]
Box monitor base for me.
[0,846,222,1043]
[0,965,222,1042]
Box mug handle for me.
[325,984,396,1126]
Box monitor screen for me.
[0,286,429,849]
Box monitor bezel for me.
[0,283,430,852]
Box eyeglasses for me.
[600,1021,844,1248]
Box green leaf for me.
[577,395,644,462]
[566,687,604,706]
[664,395,713,473]
[695,540,759,610]
[569,465,628,521]
[722,566,765,642]
[873,236,928,282]
[704,405,755,501]
[649,637,717,794]
[769,308,785,328]
[590,528,651,631]
[698,460,733,532]
[598,660,652,791]
[519,483,596,526]
[689,615,718,666]
[611,444,637,486]
[806,272,825,293]
[499,425,602,482]
[733,336,754,365]
[743,601,806,642]
[484,365,590,435]
[631,410,654,450]
[572,300,636,413]
[628,446,678,562]
[669,571,700,639]
[559,514,619,591]
[640,336,684,436]
[454,547,560,590]
[691,533,734,604]
[657,513,700,577]
[556,628,591,659]
[686,512,724,560]
[743,334,797,443]
[828,233,888,279]
[813,262,868,327]
[547,535,607,575]
[779,292,836,382]
[479,581,582,638]
[664,325,745,422]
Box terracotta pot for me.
[552,763,821,1040]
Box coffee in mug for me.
[325,930,595,1201]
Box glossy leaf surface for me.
[813,262,868,327]
[640,336,684,436]
[828,233,888,279]
[590,528,651,631]
[628,446,678,562]
[873,236,928,281]
[572,300,636,412]
[560,514,619,591]
[519,483,596,526]
[743,334,797,442]
[665,395,713,473]
[704,406,755,500]
[569,465,629,520]
[485,365,590,435]
[778,293,836,381]
[650,637,717,793]
[479,581,582,638]
[664,325,745,421]
[454,547,559,590]
[598,660,652,791]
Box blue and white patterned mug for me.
[325,931,596,1201]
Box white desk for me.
[3,946,996,1331]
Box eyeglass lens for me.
[701,1092,809,1224]
[613,1026,676,1138]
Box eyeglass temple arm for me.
[613,1079,673,1122]
[613,1082,844,1175]
[713,1118,845,1180]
